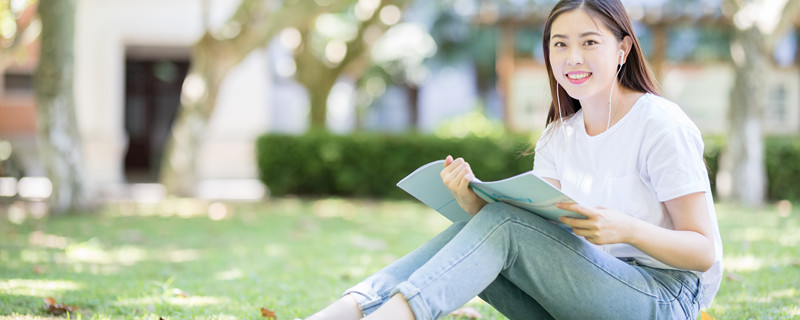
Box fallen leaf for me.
[700,310,716,320]
[261,307,276,319]
[449,306,483,319]
[43,297,78,316]
[171,288,188,298]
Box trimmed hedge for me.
[257,132,800,201]
[765,136,800,201]
[256,131,535,198]
[703,135,800,201]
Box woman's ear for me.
[620,35,634,62]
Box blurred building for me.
[0,0,271,200]
[482,1,800,134]
[2,0,799,202]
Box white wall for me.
[75,0,271,196]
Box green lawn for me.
[0,198,798,319]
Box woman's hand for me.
[556,203,637,245]
[441,155,487,216]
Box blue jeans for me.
[343,203,702,320]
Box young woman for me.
[306,0,723,319]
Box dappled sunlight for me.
[312,198,359,220]
[166,295,230,307]
[778,230,800,247]
[19,249,52,264]
[728,226,768,242]
[4,201,49,225]
[0,279,83,297]
[115,295,230,307]
[54,238,200,272]
[734,287,799,305]
[264,243,287,258]
[269,198,307,217]
[214,268,244,281]
[724,254,764,272]
[783,306,800,317]
[115,198,208,218]
[65,240,146,266]
[28,231,71,249]
[208,202,231,220]
[160,249,201,263]
[111,198,244,221]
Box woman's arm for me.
[557,192,715,272]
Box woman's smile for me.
[566,71,592,84]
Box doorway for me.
[124,49,189,182]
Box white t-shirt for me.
[533,93,723,308]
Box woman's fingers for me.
[441,157,474,192]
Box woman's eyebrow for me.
[551,31,603,40]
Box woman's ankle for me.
[362,294,415,320]
[306,294,363,320]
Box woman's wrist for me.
[622,215,645,245]
[467,197,488,216]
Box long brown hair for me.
[542,0,660,127]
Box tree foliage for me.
[160,0,354,195]
[291,0,412,129]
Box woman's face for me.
[548,9,623,102]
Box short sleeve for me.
[533,127,559,180]
[645,126,708,202]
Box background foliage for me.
[258,133,800,201]
[257,131,536,198]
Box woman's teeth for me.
[568,73,591,80]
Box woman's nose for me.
[567,47,583,65]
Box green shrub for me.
[703,135,725,197]
[704,135,800,201]
[256,131,535,198]
[765,136,800,201]
[257,132,800,201]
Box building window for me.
[768,85,787,123]
[2,73,34,94]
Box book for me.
[397,160,583,222]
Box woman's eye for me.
[584,40,597,46]
[553,42,566,47]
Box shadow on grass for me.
[1,199,799,319]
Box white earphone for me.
[606,49,625,132]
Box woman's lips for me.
[566,71,591,85]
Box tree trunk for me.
[159,0,344,195]
[307,71,338,130]
[717,27,767,206]
[33,0,87,214]
[160,35,236,196]
[407,85,419,130]
[295,0,409,130]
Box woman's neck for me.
[581,85,642,136]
